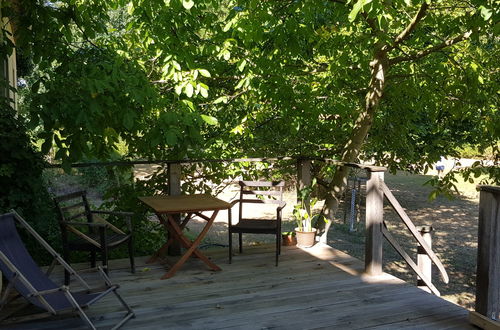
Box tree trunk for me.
[318,48,388,243]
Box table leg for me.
[147,213,193,264]
[161,210,222,279]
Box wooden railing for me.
[357,166,449,295]
[54,157,447,294]
[281,159,449,295]
[469,186,500,328]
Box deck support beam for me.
[297,158,312,212]
[167,162,182,256]
[417,225,433,293]
[473,185,500,323]
[364,169,385,276]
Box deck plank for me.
[1,244,473,329]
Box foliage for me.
[293,178,321,232]
[3,0,499,210]
[0,106,60,265]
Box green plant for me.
[0,106,60,265]
[293,179,319,232]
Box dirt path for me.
[187,171,481,310]
[50,165,482,310]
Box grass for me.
[329,170,484,310]
[45,165,486,311]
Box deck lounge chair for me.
[0,211,135,329]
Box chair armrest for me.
[277,201,287,212]
[64,221,107,228]
[91,210,133,232]
[28,287,64,297]
[92,210,134,217]
[63,223,107,249]
[276,201,286,222]
[229,200,240,208]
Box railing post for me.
[364,168,385,276]
[297,158,312,213]
[417,225,433,293]
[473,185,500,322]
[167,162,182,256]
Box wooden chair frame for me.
[0,211,135,329]
[54,190,135,284]
[228,181,286,266]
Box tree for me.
[4,0,498,242]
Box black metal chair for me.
[0,211,135,329]
[54,190,135,284]
[228,181,286,266]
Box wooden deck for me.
[4,244,473,329]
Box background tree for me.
[3,0,498,243]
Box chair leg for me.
[277,232,281,256]
[63,250,71,285]
[90,251,96,268]
[275,234,279,266]
[228,231,232,264]
[238,233,243,253]
[102,248,109,275]
[111,288,136,328]
[128,239,135,273]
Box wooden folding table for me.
[139,194,230,279]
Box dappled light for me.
[2,0,498,328]
[329,171,481,310]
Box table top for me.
[138,194,231,214]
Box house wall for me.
[2,14,17,110]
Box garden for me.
[1,0,498,323]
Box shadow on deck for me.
[3,244,472,329]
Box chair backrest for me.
[238,181,285,220]
[0,213,61,310]
[54,190,99,245]
[54,190,93,226]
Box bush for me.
[0,106,60,265]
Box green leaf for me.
[182,99,195,111]
[213,96,228,104]
[198,69,211,77]
[41,136,53,154]
[182,0,194,10]
[201,115,219,126]
[185,83,194,97]
[166,131,177,145]
[200,86,209,98]
[479,6,492,21]
[349,0,366,22]
[238,59,247,72]
[223,21,233,32]
[123,113,134,130]
[175,84,183,95]
[172,60,181,71]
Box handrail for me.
[45,156,386,172]
[380,182,449,284]
[381,223,441,296]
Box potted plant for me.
[281,231,297,246]
[293,179,319,248]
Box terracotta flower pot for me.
[295,228,317,248]
[282,234,297,246]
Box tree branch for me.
[389,30,472,65]
[385,1,429,52]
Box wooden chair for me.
[54,190,135,284]
[0,211,135,329]
[228,181,286,266]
